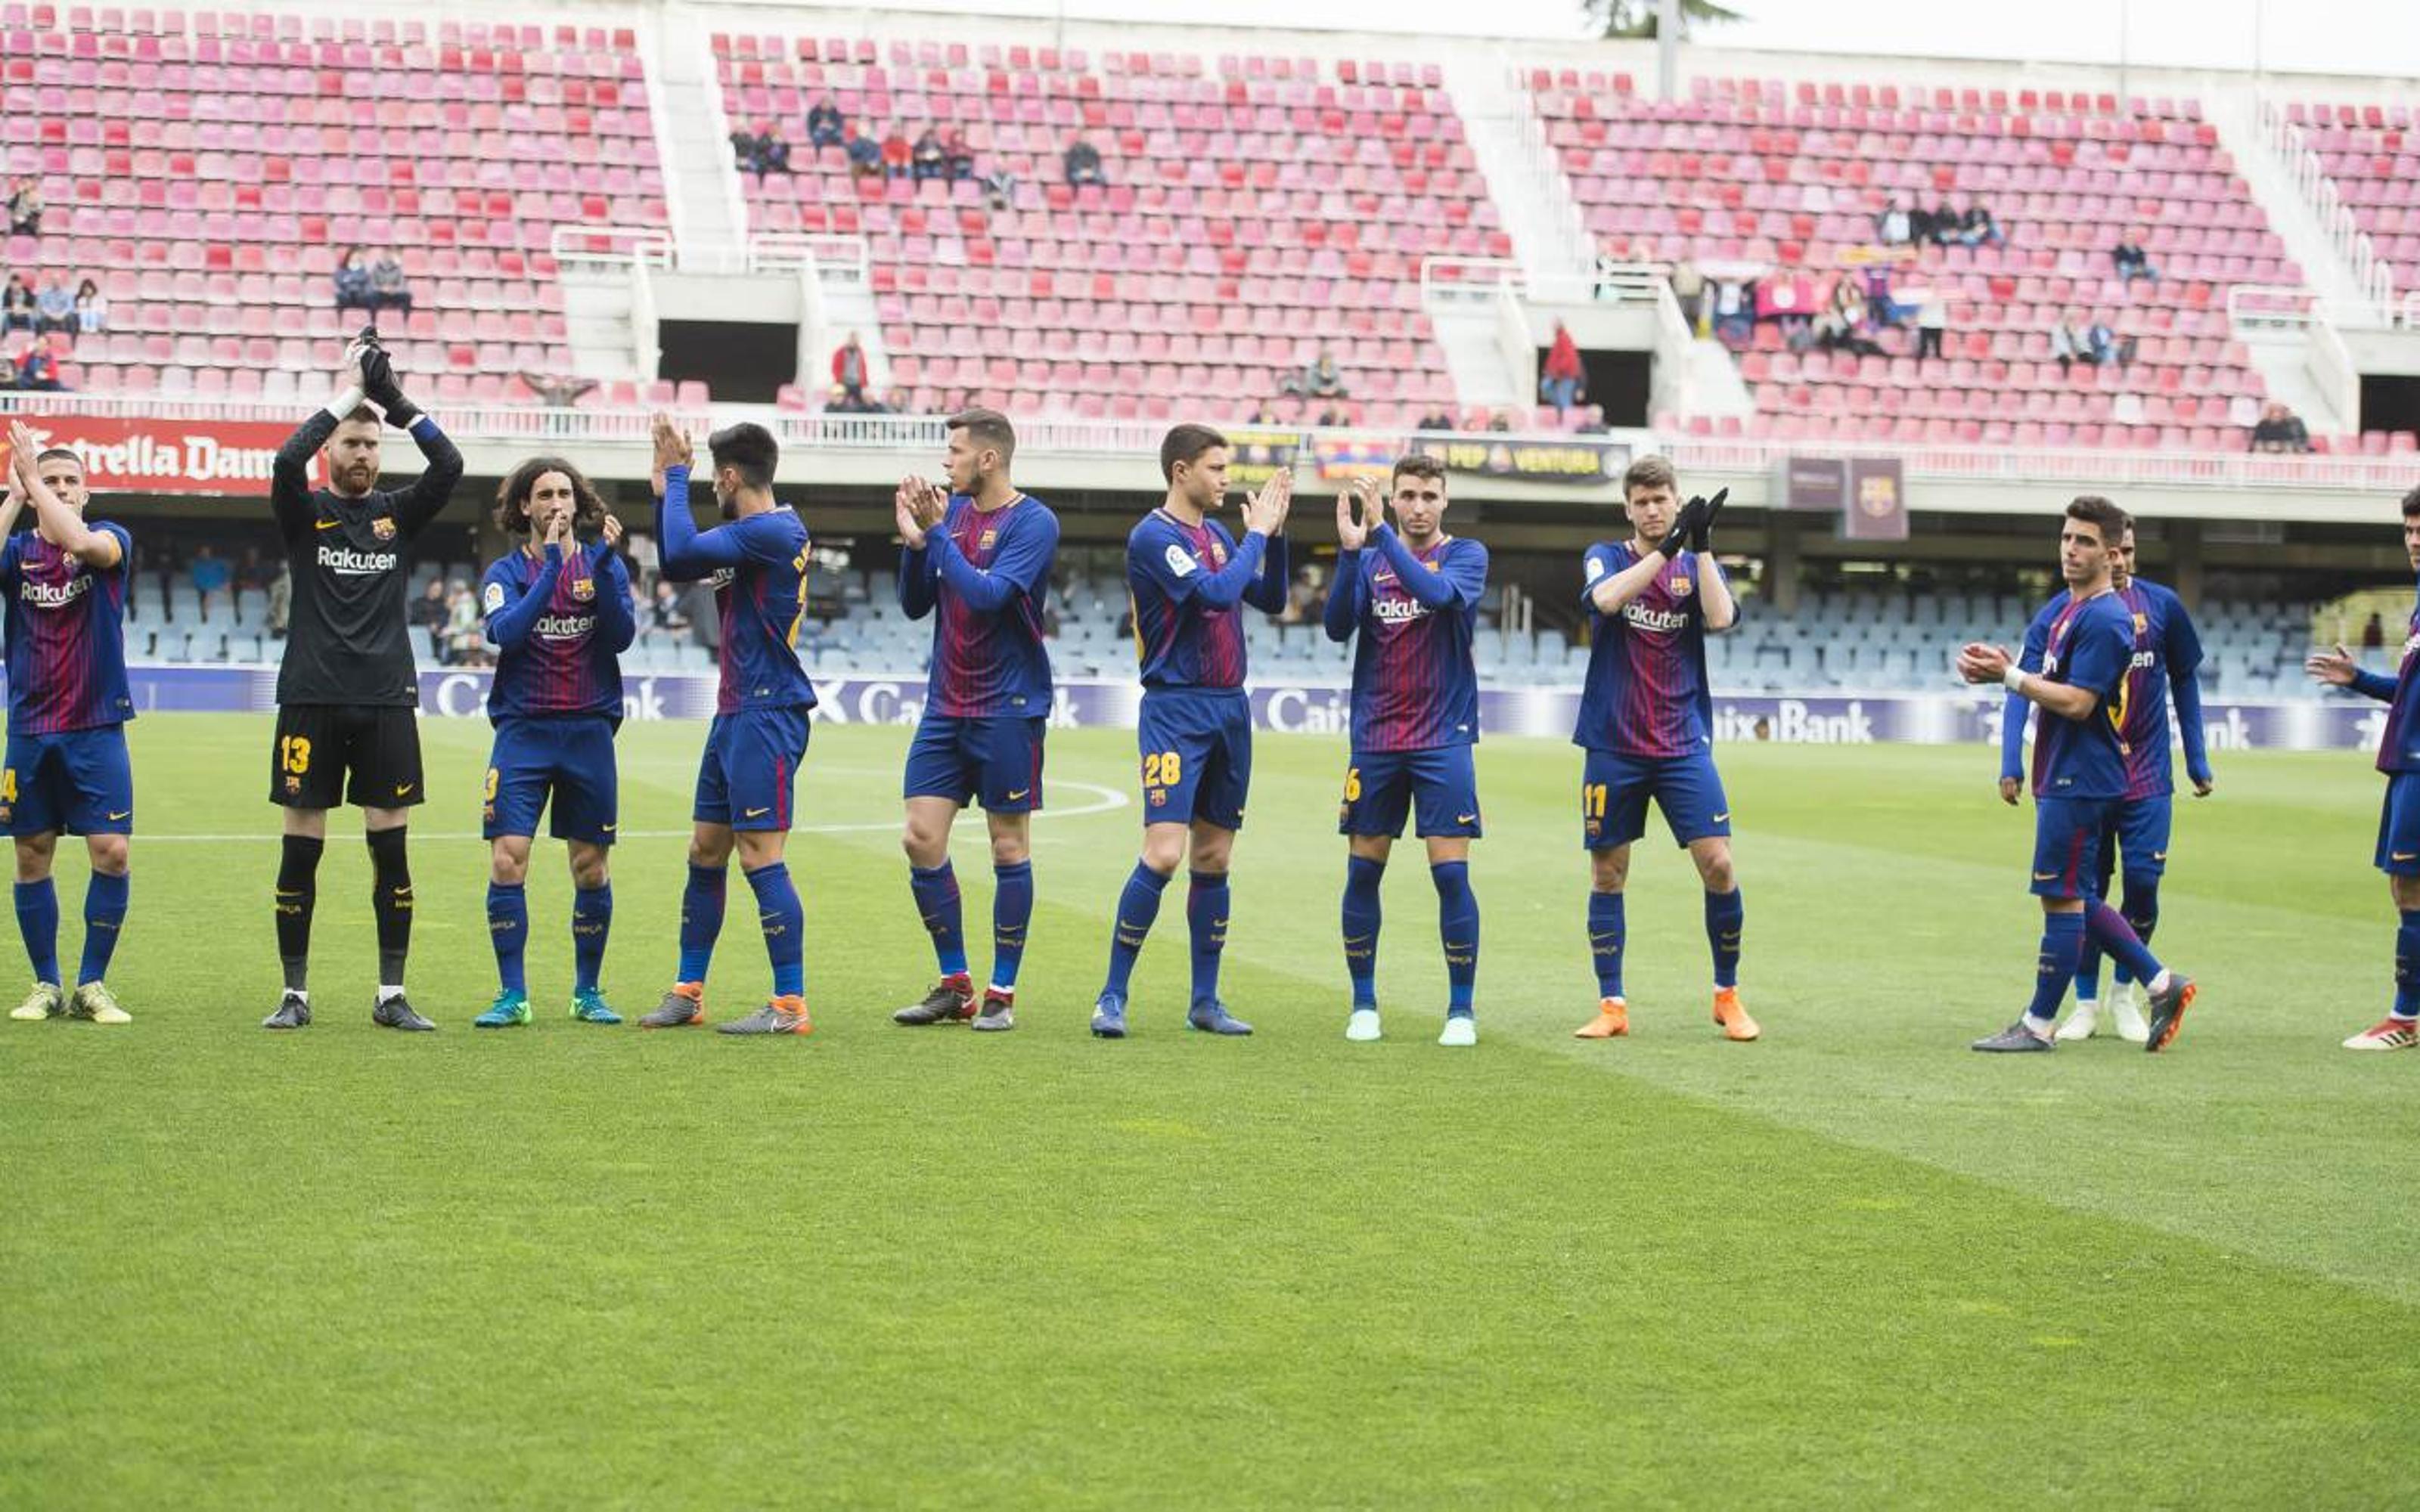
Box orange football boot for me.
[1573,996,1630,1038]
[1713,987,1760,1042]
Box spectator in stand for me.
[944,127,976,181]
[2363,611,2386,650]
[1282,347,1348,399]
[1958,200,2003,246]
[1906,202,1934,245]
[1829,275,1866,326]
[1915,288,1948,362]
[1812,305,1884,359]
[807,96,845,148]
[409,577,450,637]
[845,128,883,181]
[730,128,762,175]
[1540,320,1584,415]
[1876,198,1911,246]
[2114,231,2158,285]
[1415,408,1456,432]
[831,331,870,409]
[2050,309,2089,374]
[517,371,597,408]
[1711,277,1753,347]
[1063,136,1106,187]
[981,166,1016,210]
[14,342,60,392]
[2085,311,2119,367]
[649,578,690,635]
[1486,411,1514,432]
[1669,256,1706,334]
[1928,198,1959,246]
[7,176,42,237]
[72,277,104,335]
[33,274,74,337]
[755,129,792,181]
[190,544,233,618]
[237,545,277,608]
[443,579,486,668]
[1862,260,1900,329]
[1,273,33,333]
[368,248,411,314]
[334,247,374,314]
[2249,401,2313,454]
[881,126,914,180]
[911,128,946,181]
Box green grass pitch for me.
[5,714,2418,1507]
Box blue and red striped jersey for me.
[2028,589,2134,800]
[2009,579,2207,798]
[1324,525,1486,752]
[481,541,634,723]
[1126,508,1289,692]
[0,523,133,735]
[897,491,1060,718]
[2363,578,2420,775]
[1573,540,1714,759]
[655,465,817,716]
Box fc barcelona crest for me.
[571,577,595,602]
[1206,540,1227,569]
[1669,575,1693,596]
[371,516,396,541]
[979,529,998,550]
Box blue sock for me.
[1432,860,1478,1016]
[2084,900,2161,985]
[487,881,528,994]
[1102,862,1171,999]
[1588,890,1624,999]
[991,860,1033,991]
[14,878,57,986]
[2073,936,2103,1001]
[1342,854,1384,1007]
[2395,909,2420,1021]
[1187,869,1230,1007]
[678,862,726,984]
[2026,912,2087,1030]
[572,882,611,993]
[78,870,128,985]
[745,861,805,999]
[910,860,969,978]
[1704,888,1743,989]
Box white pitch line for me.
[129,779,1131,842]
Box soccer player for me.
[0,423,134,1024]
[2307,484,2420,1050]
[889,408,1060,1033]
[470,457,635,1029]
[1323,460,1489,1046]
[262,336,462,1031]
[1569,460,1757,1043]
[1087,425,1291,1039]
[1997,521,2211,1042]
[1958,495,2195,1053]
[633,415,818,1036]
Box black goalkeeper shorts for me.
[269,704,426,811]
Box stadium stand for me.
[715,33,1501,425]
[2288,101,2418,309]
[1532,72,2296,450]
[0,8,662,405]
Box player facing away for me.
[890,408,1061,1033]
[1999,521,2211,1043]
[263,336,462,1031]
[1959,495,2195,1053]
[634,416,819,1036]
[2307,485,2420,1051]
[471,458,636,1028]
[1089,425,1292,1039]
[1570,459,1758,1043]
[1324,458,1490,1046]
[0,425,134,1024]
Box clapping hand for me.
[1956,642,2014,685]
[2306,643,2359,687]
[649,412,693,497]
[1334,475,1379,551]
[893,476,947,547]
[1244,467,1293,538]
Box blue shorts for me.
[1137,689,1251,831]
[903,714,1045,813]
[1339,745,1482,838]
[693,705,811,832]
[2090,795,2173,894]
[2378,773,2420,877]
[1580,746,1730,850]
[484,716,619,845]
[1,727,132,837]
[2032,795,2117,899]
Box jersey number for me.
[483,767,500,801]
[278,736,312,775]
[1342,767,1361,802]
[1142,751,1182,789]
[1582,782,1609,819]
[0,768,14,803]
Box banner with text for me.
[0,415,321,495]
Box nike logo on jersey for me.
[1711,812,1730,823]
[2395,853,2417,863]
[601,823,616,832]
[107,810,130,820]
[315,519,341,530]
[394,783,414,797]
[744,807,770,819]
[1005,789,1030,801]
[1456,813,1478,824]
[2033,871,2059,881]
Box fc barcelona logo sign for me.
[1669,575,1693,596]
[371,516,396,541]
[571,577,595,602]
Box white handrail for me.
[2256,95,2397,324]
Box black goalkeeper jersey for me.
[270,410,464,707]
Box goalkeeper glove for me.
[1689,487,1729,554]
[1653,497,1706,558]
[359,346,422,430]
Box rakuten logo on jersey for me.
[1371,597,1429,624]
[318,544,399,575]
[1623,603,1690,634]
[19,575,93,609]
[535,614,594,640]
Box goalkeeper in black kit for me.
[262,333,464,1031]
